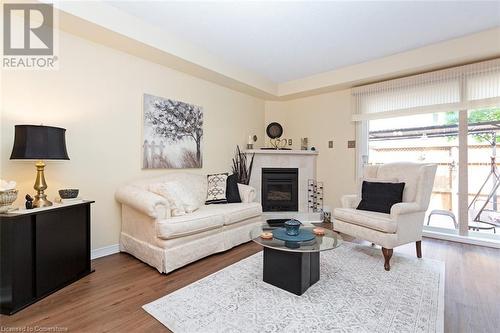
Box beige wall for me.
[264,90,357,210]
[0,30,265,250]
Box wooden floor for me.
[1,228,499,333]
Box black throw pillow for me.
[226,174,242,203]
[356,181,405,214]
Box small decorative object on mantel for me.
[266,122,283,139]
[308,179,324,213]
[301,137,308,150]
[247,135,257,150]
[25,194,34,209]
[270,138,287,149]
[232,145,254,185]
[265,122,290,150]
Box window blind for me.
[352,58,500,121]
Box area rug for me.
[143,242,445,333]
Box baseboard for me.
[91,244,120,260]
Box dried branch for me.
[231,145,255,185]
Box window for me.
[354,59,500,244]
[467,108,500,239]
[368,108,500,239]
[369,112,460,232]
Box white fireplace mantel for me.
[245,149,318,155]
[246,149,318,212]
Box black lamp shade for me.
[10,125,70,160]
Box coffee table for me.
[250,224,342,295]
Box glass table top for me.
[250,224,342,253]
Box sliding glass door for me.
[368,112,460,233]
[365,107,500,240]
[467,107,500,239]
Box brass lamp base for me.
[33,161,52,208]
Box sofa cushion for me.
[156,210,224,240]
[203,202,262,226]
[334,207,397,233]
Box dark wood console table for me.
[0,201,94,315]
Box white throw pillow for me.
[149,181,200,216]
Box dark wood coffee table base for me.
[263,247,320,295]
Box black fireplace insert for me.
[261,168,298,212]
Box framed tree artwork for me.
[143,93,203,169]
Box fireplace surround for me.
[246,149,318,212]
[261,168,298,212]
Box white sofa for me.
[334,162,437,270]
[115,173,262,273]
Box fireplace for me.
[261,168,298,212]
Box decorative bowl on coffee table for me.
[284,219,301,236]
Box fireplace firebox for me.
[261,168,298,212]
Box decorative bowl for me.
[284,219,302,236]
[59,189,79,199]
[0,189,18,212]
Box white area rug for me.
[143,242,445,333]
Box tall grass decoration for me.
[232,145,255,185]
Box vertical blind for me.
[352,58,500,121]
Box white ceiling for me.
[108,1,500,83]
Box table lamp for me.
[10,125,70,208]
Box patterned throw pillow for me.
[206,173,228,204]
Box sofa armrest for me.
[341,194,358,209]
[115,185,169,219]
[390,202,422,219]
[238,183,256,203]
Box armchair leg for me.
[416,241,422,258]
[381,248,393,271]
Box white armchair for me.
[334,162,437,270]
